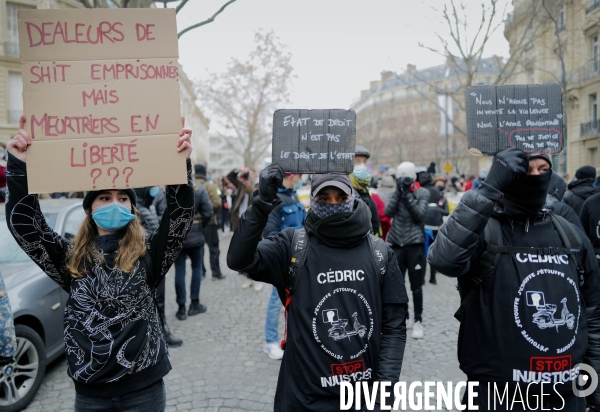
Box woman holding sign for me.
[5,116,194,411]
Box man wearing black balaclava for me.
[227,165,408,411]
[428,148,600,411]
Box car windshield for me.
[0,213,58,264]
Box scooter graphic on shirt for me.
[325,311,367,342]
[528,292,575,331]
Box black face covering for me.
[502,171,552,216]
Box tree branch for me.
[178,0,237,39]
[175,0,189,13]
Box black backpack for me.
[454,214,585,322]
[279,229,388,349]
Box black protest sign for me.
[466,84,563,156]
[272,109,356,173]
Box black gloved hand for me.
[258,164,285,203]
[484,148,529,192]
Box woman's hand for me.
[6,116,30,163]
[177,118,193,159]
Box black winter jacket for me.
[384,187,429,247]
[227,193,407,412]
[355,189,380,235]
[5,154,194,398]
[564,178,600,216]
[183,182,213,248]
[427,186,600,406]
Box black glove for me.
[484,148,529,192]
[258,164,285,203]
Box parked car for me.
[0,199,85,412]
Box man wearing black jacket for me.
[564,165,600,215]
[351,145,381,235]
[428,148,600,411]
[227,166,407,412]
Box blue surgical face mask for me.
[352,163,371,180]
[92,202,135,231]
[310,195,354,219]
[293,181,303,191]
[149,187,160,197]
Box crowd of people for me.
[5,118,600,411]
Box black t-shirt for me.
[460,217,600,401]
[580,192,600,259]
[274,236,407,412]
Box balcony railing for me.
[568,60,600,84]
[6,42,19,57]
[581,120,600,137]
[8,110,22,124]
[587,0,600,14]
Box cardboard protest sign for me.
[272,109,356,174]
[465,84,563,156]
[18,9,185,193]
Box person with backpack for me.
[428,148,600,411]
[227,166,408,411]
[173,177,213,320]
[262,173,306,360]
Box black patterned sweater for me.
[5,153,194,398]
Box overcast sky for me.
[167,0,512,109]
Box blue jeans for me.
[74,379,165,411]
[174,246,203,305]
[265,286,282,344]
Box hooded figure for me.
[563,165,600,215]
[428,148,600,410]
[544,172,583,231]
[227,165,408,412]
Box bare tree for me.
[77,0,238,38]
[196,30,294,168]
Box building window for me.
[557,3,566,32]
[484,77,491,85]
[593,36,599,73]
[6,2,34,57]
[589,147,598,167]
[420,85,426,95]
[591,94,597,122]
[406,88,412,99]
[419,103,426,113]
[451,81,459,92]
[8,72,23,124]
[525,28,534,51]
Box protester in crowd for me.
[134,187,183,348]
[174,177,213,320]
[385,161,429,339]
[427,161,436,175]
[371,189,391,241]
[351,145,381,235]
[594,167,600,189]
[433,176,447,193]
[261,172,306,360]
[564,165,600,215]
[5,116,194,411]
[545,171,584,231]
[428,148,600,410]
[195,164,225,281]
[447,176,463,193]
[417,171,449,285]
[472,168,487,191]
[463,175,475,191]
[220,188,231,233]
[377,175,396,205]
[580,189,600,265]
[227,166,407,411]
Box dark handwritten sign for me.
[272,109,356,173]
[466,84,563,156]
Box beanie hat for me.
[194,164,207,177]
[527,153,553,168]
[83,189,137,211]
[354,145,371,159]
[396,162,416,180]
[575,165,596,180]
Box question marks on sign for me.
[90,168,102,189]
[107,167,120,188]
[123,167,134,187]
[89,167,135,188]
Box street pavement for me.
[23,231,465,411]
